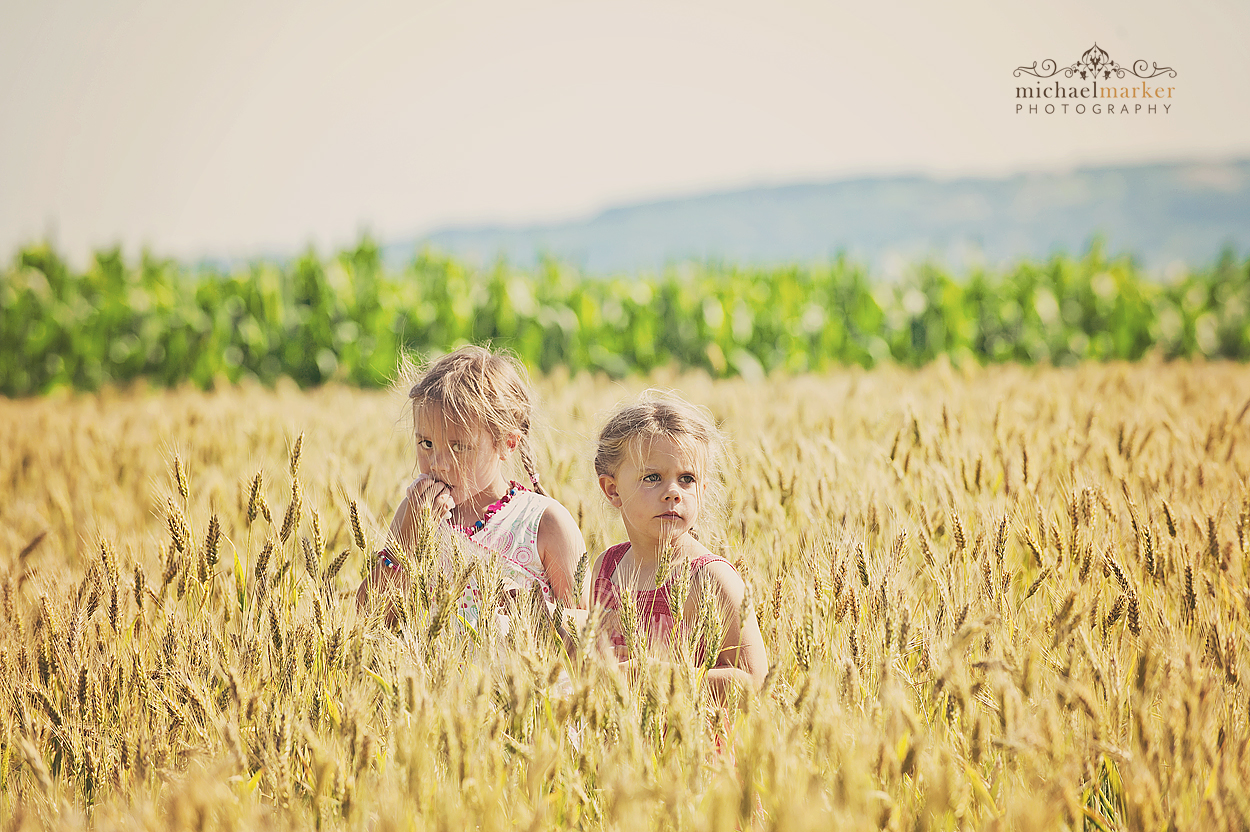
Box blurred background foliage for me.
[1,237,1247,396]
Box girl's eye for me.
[643,473,661,483]
[418,439,433,450]
[679,474,697,485]
[451,443,470,454]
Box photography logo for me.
[1014,44,1176,115]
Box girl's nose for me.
[431,451,452,478]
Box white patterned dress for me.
[452,488,557,631]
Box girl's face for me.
[414,404,515,506]
[598,434,704,550]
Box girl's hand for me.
[407,474,454,522]
[355,554,408,627]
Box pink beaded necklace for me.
[456,481,524,537]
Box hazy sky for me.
[2,0,1248,261]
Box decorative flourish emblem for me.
[1015,43,1176,81]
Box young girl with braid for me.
[356,346,586,631]
[592,394,767,701]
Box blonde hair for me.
[595,392,726,542]
[402,345,546,494]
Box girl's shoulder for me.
[513,487,572,519]
[598,541,631,564]
[688,551,747,600]
[590,541,631,604]
[681,538,730,573]
[590,542,630,578]
[504,488,569,536]
[531,490,579,535]
[512,487,558,512]
[689,551,733,572]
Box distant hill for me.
[391,159,1250,274]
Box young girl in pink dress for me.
[356,346,585,631]
[591,394,767,700]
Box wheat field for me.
[1,360,1248,831]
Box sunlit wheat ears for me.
[573,552,589,601]
[617,579,640,659]
[696,579,724,672]
[203,511,222,567]
[281,480,301,544]
[173,453,189,503]
[656,537,675,590]
[302,537,319,579]
[166,498,189,554]
[5,364,1250,828]
[323,550,349,585]
[290,432,304,476]
[350,500,366,550]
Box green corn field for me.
[2,240,1248,396]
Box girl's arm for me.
[537,500,589,608]
[694,561,768,705]
[354,494,417,613]
[533,500,591,655]
[355,476,453,613]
